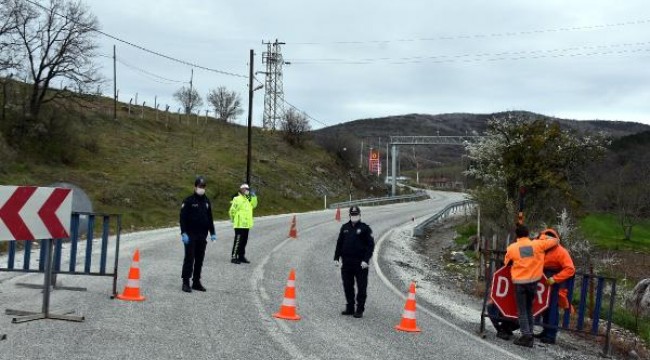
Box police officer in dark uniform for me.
[334,206,375,318]
[180,176,216,293]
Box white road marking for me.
[250,236,310,359]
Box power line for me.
[288,41,650,65]
[278,96,329,128]
[23,0,247,79]
[116,58,187,85]
[290,18,650,45]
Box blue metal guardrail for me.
[328,192,429,210]
[0,212,122,297]
[412,200,476,237]
[479,250,617,356]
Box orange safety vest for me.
[539,230,576,309]
[504,236,558,284]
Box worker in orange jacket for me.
[535,228,575,344]
[504,225,559,348]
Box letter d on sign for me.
[496,276,509,297]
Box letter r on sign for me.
[536,282,545,304]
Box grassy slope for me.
[580,213,650,252]
[0,110,382,232]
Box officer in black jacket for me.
[179,176,216,293]
[334,206,375,318]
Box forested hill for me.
[313,111,650,166]
[316,111,650,139]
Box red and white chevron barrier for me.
[0,186,72,241]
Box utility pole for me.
[391,145,397,196]
[113,45,117,121]
[262,39,287,130]
[188,69,194,115]
[246,49,254,184]
[386,141,389,183]
[377,136,381,177]
[359,139,363,169]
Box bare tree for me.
[605,155,650,241]
[13,0,102,118]
[280,108,311,146]
[174,86,203,115]
[0,0,20,72]
[206,86,243,122]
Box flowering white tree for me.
[465,113,608,231]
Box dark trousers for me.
[231,228,249,260]
[182,235,207,282]
[341,259,369,312]
[515,282,537,336]
[539,269,561,340]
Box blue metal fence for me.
[0,212,122,297]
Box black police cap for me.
[194,176,207,187]
[349,205,361,215]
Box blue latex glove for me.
[181,233,189,244]
[210,234,217,242]
[250,189,256,197]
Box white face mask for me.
[244,190,250,195]
[350,215,360,223]
[195,188,206,196]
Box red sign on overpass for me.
[0,186,72,241]
[490,265,551,319]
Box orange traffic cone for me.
[335,207,341,222]
[273,268,301,321]
[395,282,420,332]
[288,215,297,239]
[116,249,146,302]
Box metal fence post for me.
[602,280,616,356]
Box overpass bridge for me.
[388,136,482,196]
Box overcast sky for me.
[87,1,650,129]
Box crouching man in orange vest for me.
[504,225,558,348]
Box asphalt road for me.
[0,191,535,359]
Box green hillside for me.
[0,98,385,232]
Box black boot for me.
[496,331,513,340]
[353,306,364,318]
[514,335,534,348]
[239,257,251,264]
[182,280,192,293]
[341,305,354,316]
[192,281,206,292]
[231,258,241,264]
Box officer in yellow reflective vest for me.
[229,184,258,264]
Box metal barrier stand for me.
[15,240,87,292]
[5,239,84,323]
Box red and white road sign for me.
[490,265,550,319]
[0,186,72,241]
